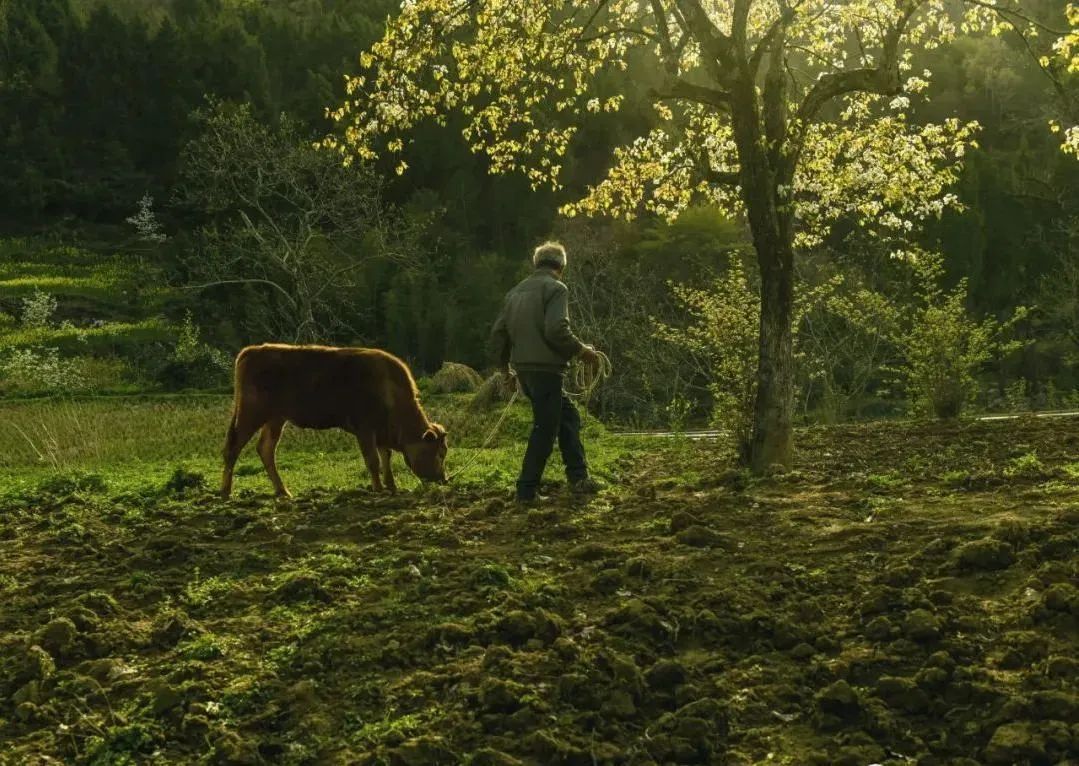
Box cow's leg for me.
[379,447,397,493]
[355,430,383,492]
[222,409,262,499]
[257,419,291,498]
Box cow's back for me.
[234,344,406,430]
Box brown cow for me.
[220,344,448,498]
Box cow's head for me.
[403,423,448,483]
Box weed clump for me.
[36,472,107,496]
[163,466,205,496]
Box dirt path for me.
[614,409,1079,440]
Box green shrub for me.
[1004,452,1047,479]
[20,290,57,328]
[0,347,87,394]
[653,256,759,459]
[895,254,1026,420]
[1,318,173,355]
[152,312,230,390]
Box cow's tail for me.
[223,349,246,460]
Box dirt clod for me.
[1043,582,1079,614]
[874,676,929,713]
[645,659,687,690]
[903,609,941,643]
[983,722,1047,765]
[675,524,728,548]
[669,510,701,533]
[950,538,1015,572]
[815,680,862,730]
[864,615,893,641]
[273,574,332,603]
[152,610,202,648]
[34,617,78,657]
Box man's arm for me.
[544,283,586,359]
[490,304,512,374]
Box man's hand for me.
[500,368,518,395]
[579,344,600,364]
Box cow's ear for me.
[422,428,438,442]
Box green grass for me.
[0,262,99,280]
[0,275,119,302]
[0,317,173,353]
[0,393,636,498]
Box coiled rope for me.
[567,349,613,407]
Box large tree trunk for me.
[730,73,797,473]
[749,248,795,472]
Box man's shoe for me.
[515,494,548,508]
[570,477,605,495]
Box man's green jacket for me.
[491,268,585,374]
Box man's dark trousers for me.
[516,370,588,500]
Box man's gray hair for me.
[533,240,567,269]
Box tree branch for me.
[579,26,658,44]
[749,8,794,75]
[649,77,732,109]
[962,0,1068,36]
[182,279,298,309]
[794,1,921,127]
[671,0,737,79]
[732,0,753,53]
[703,168,742,186]
[650,0,679,74]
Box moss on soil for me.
[1,418,1078,764]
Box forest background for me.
[3,0,1079,431]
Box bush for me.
[0,347,87,394]
[428,362,484,394]
[654,256,759,459]
[895,255,1026,420]
[152,312,231,390]
[20,290,57,328]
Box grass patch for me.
[0,317,173,354]
[0,392,632,497]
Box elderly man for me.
[491,241,604,505]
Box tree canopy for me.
[328,0,1076,470]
